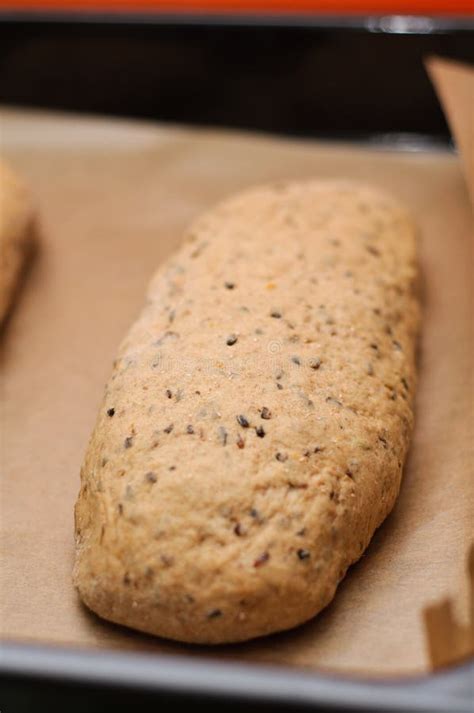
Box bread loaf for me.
[74,180,420,643]
[0,160,35,324]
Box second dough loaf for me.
[74,180,419,643]
[0,160,35,324]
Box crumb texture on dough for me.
[74,180,420,644]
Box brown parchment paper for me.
[0,108,472,677]
[426,56,474,208]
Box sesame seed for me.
[237,414,250,428]
[297,549,310,560]
[254,552,270,568]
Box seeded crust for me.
[0,160,35,324]
[74,180,420,644]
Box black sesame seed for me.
[165,389,172,399]
[270,311,282,318]
[145,471,157,483]
[207,608,222,619]
[226,334,238,346]
[255,426,265,438]
[276,383,284,390]
[237,414,249,428]
[250,508,260,519]
[107,408,115,417]
[309,358,321,370]
[186,424,194,434]
[276,452,288,462]
[224,281,235,290]
[297,549,310,560]
[124,436,133,449]
[254,552,270,568]
[366,245,380,257]
[260,407,272,420]
[164,424,174,434]
[326,396,343,407]
[291,356,301,365]
[234,523,244,536]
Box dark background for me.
[1,13,473,141]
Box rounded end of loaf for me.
[74,523,361,645]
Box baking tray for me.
[1,12,473,713]
[1,641,473,712]
[1,108,472,712]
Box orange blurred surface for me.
[0,0,472,16]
